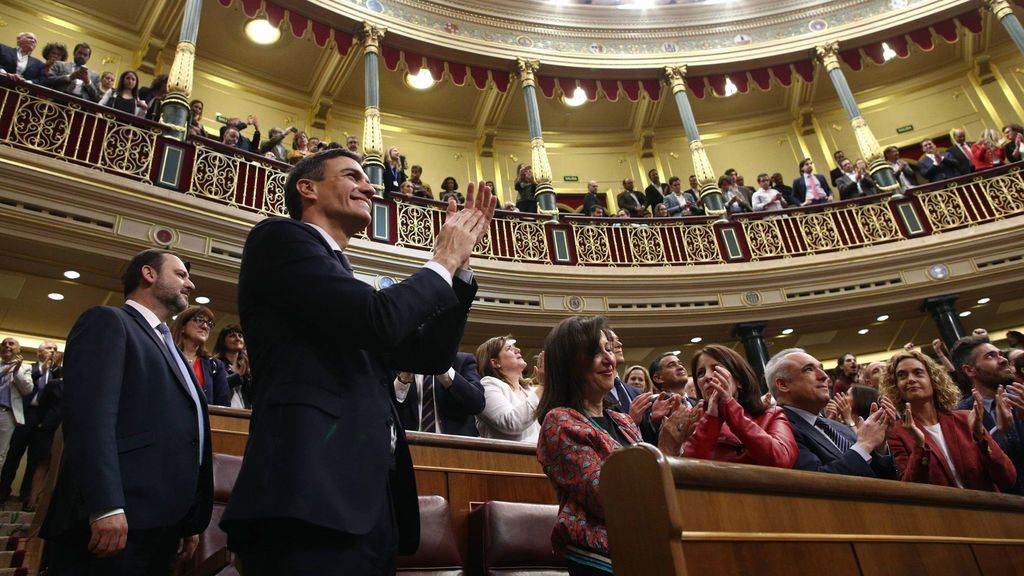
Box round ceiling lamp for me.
[245,19,281,45]
[562,87,587,107]
[406,68,436,90]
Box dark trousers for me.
[0,407,38,500]
[45,525,180,576]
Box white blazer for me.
[476,376,541,443]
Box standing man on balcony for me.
[48,42,101,102]
[0,32,45,83]
[644,169,665,211]
[221,149,494,574]
[791,158,832,206]
[617,177,648,217]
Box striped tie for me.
[420,376,436,433]
[815,417,851,453]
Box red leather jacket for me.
[683,398,798,468]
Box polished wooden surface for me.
[602,444,1024,576]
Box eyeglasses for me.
[190,317,214,329]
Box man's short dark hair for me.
[668,176,680,187]
[648,352,674,388]
[1015,353,1024,378]
[284,148,362,220]
[833,150,844,160]
[73,42,91,55]
[836,352,854,368]
[121,249,181,298]
[799,158,812,172]
[950,334,992,380]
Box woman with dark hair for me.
[882,350,1016,491]
[98,70,148,116]
[676,344,797,467]
[514,163,538,213]
[537,316,694,575]
[475,335,540,442]
[1001,124,1024,163]
[213,324,253,409]
[140,73,168,121]
[287,131,311,164]
[171,305,232,407]
[439,176,464,204]
[40,42,67,81]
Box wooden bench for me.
[601,443,1024,576]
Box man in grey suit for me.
[48,42,100,102]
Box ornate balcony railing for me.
[2,76,1023,267]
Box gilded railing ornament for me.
[815,41,841,72]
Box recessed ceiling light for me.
[876,314,890,322]
[47,293,64,301]
[562,87,587,107]
[245,19,281,45]
[63,270,80,279]
[195,296,211,305]
[781,328,794,335]
[670,350,681,356]
[959,311,972,317]
[405,68,435,90]
[977,297,990,305]
[722,77,739,97]
[858,328,869,335]
[690,337,702,344]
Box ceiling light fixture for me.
[781,328,794,335]
[245,19,281,45]
[881,42,898,62]
[47,293,64,301]
[63,270,80,279]
[562,86,587,107]
[959,311,972,317]
[690,337,703,344]
[858,328,869,335]
[723,77,739,97]
[876,314,890,322]
[195,296,211,305]
[977,297,990,304]
[405,68,435,90]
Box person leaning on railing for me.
[97,70,148,117]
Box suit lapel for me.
[920,418,957,483]
[121,305,198,399]
[785,407,843,459]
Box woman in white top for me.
[475,335,542,442]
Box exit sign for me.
[563,175,579,182]
[896,124,914,134]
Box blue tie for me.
[156,323,205,464]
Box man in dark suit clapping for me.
[42,250,213,575]
[394,351,485,437]
[221,148,495,574]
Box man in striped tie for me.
[766,348,898,479]
[393,352,485,437]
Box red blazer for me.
[537,407,642,556]
[683,398,798,468]
[888,409,1016,492]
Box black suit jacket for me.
[835,173,877,200]
[829,166,843,187]
[947,143,975,176]
[394,352,485,437]
[782,406,896,479]
[645,183,664,209]
[221,218,477,554]
[382,166,407,194]
[791,174,832,204]
[582,192,601,216]
[0,45,45,83]
[42,305,213,539]
[918,153,959,182]
[197,356,232,407]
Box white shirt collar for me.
[786,404,821,426]
[305,222,342,252]
[125,299,162,329]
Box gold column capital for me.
[361,21,386,54]
[983,0,1015,19]
[515,58,540,88]
[663,65,688,94]
[815,41,841,72]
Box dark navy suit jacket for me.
[393,351,485,437]
[0,45,45,83]
[782,406,896,479]
[918,153,960,182]
[790,174,833,203]
[196,356,232,407]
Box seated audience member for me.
[98,70,148,117]
[260,126,295,162]
[475,335,541,442]
[675,344,798,467]
[38,42,67,82]
[829,149,846,187]
[287,131,312,164]
[408,164,424,193]
[850,384,882,420]
[382,146,406,193]
[863,361,885,389]
[770,173,796,205]
[614,208,630,218]
[187,100,210,139]
[721,175,751,214]
[623,365,654,394]
[751,172,788,212]
[97,71,114,95]
[884,145,917,191]
[213,324,253,409]
[172,305,232,407]
[419,182,434,199]
[918,138,959,182]
[883,349,1016,492]
[833,353,858,396]
[307,137,322,154]
[139,74,168,121]
[972,128,1005,170]
[951,335,1024,494]
[1001,124,1024,163]
[664,176,700,216]
[398,180,416,196]
[48,42,101,102]
[582,180,602,217]
[586,204,605,217]
[503,201,519,212]
[949,128,977,174]
[345,134,359,153]
[766,348,897,478]
[219,115,261,153]
[653,203,669,217]
[439,176,465,204]
[835,158,877,199]
[792,158,832,206]
[515,163,539,213]
[617,177,648,218]
[394,352,485,437]
[645,168,664,210]
[1,32,45,83]
[536,316,687,575]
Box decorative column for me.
[514,58,558,218]
[733,322,770,392]
[662,66,725,216]
[361,22,386,195]
[160,0,202,140]
[815,42,900,196]
[922,294,967,349]
[984,0,1024,56]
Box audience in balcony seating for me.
[98,70,148,117]
[669,344,797,468]
[616,177,648,217]
[394,352,486,436]
[883,349,1016,492]
[645,169,664,210]
[439,176,465,204]
[475,335,541,442]
[187,99,210,139]
[398,180,416,196]
[286,130,312,164]
[722,175,751,214]
[833,353,858,396]
[951,335,1024,494]
[664,176,701,216]
[140,74,168,121]
[382,146,406,194]
[726,169,755,206]
[1,32,45,83]
[172,306,232,407]
[219,115,261,154]
[213,324,253,409]
[752,172,788,212]
[829,150,846,187]
[792,158,832,206]
[515,163,539,213]
[1001,124,1024,163]
[38,42,67,82]
[769,172,794,203]
[259,125,293,162]
[408,164,424,194]
[48,42,100,102]
[949,128,977,175]
[972,128,1005,170]
[98,70,114,94]
[582,179,601,216]
[918,138,960,182]
[835,158,877,200]
[767,348,898,478]
[884,145,917,191]
[587,205,605,217]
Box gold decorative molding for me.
[815,40,841,72]
[983,0,1015,20]
[362,106,383,158]
[166,41,195,97]
[688,140,716,188]
[663,65,688,94]
[361,21,386,54]
[515,58,540,88]
[529,136,552,185]
[850,115,884,163]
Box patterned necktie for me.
[156,323,205,464]
[815,417,851,453]
[420,376,436,433]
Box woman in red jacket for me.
[680,344,798,468]
[882,350,1016,491]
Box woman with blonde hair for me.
[882,349,1016,491]
[171,305,232,406]
[475,335,541,442]
[972,128,1005,170]
[623,364,654,394]
[515,163,538,213]
[382,146,406,193]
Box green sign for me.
[563,175,579,182]
[896,125,914,134]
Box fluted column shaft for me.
[161,0,203,140]
[361,23,386,195]
[663,66,724,215]
[515,59,557,218]
[986,0,1024,56]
